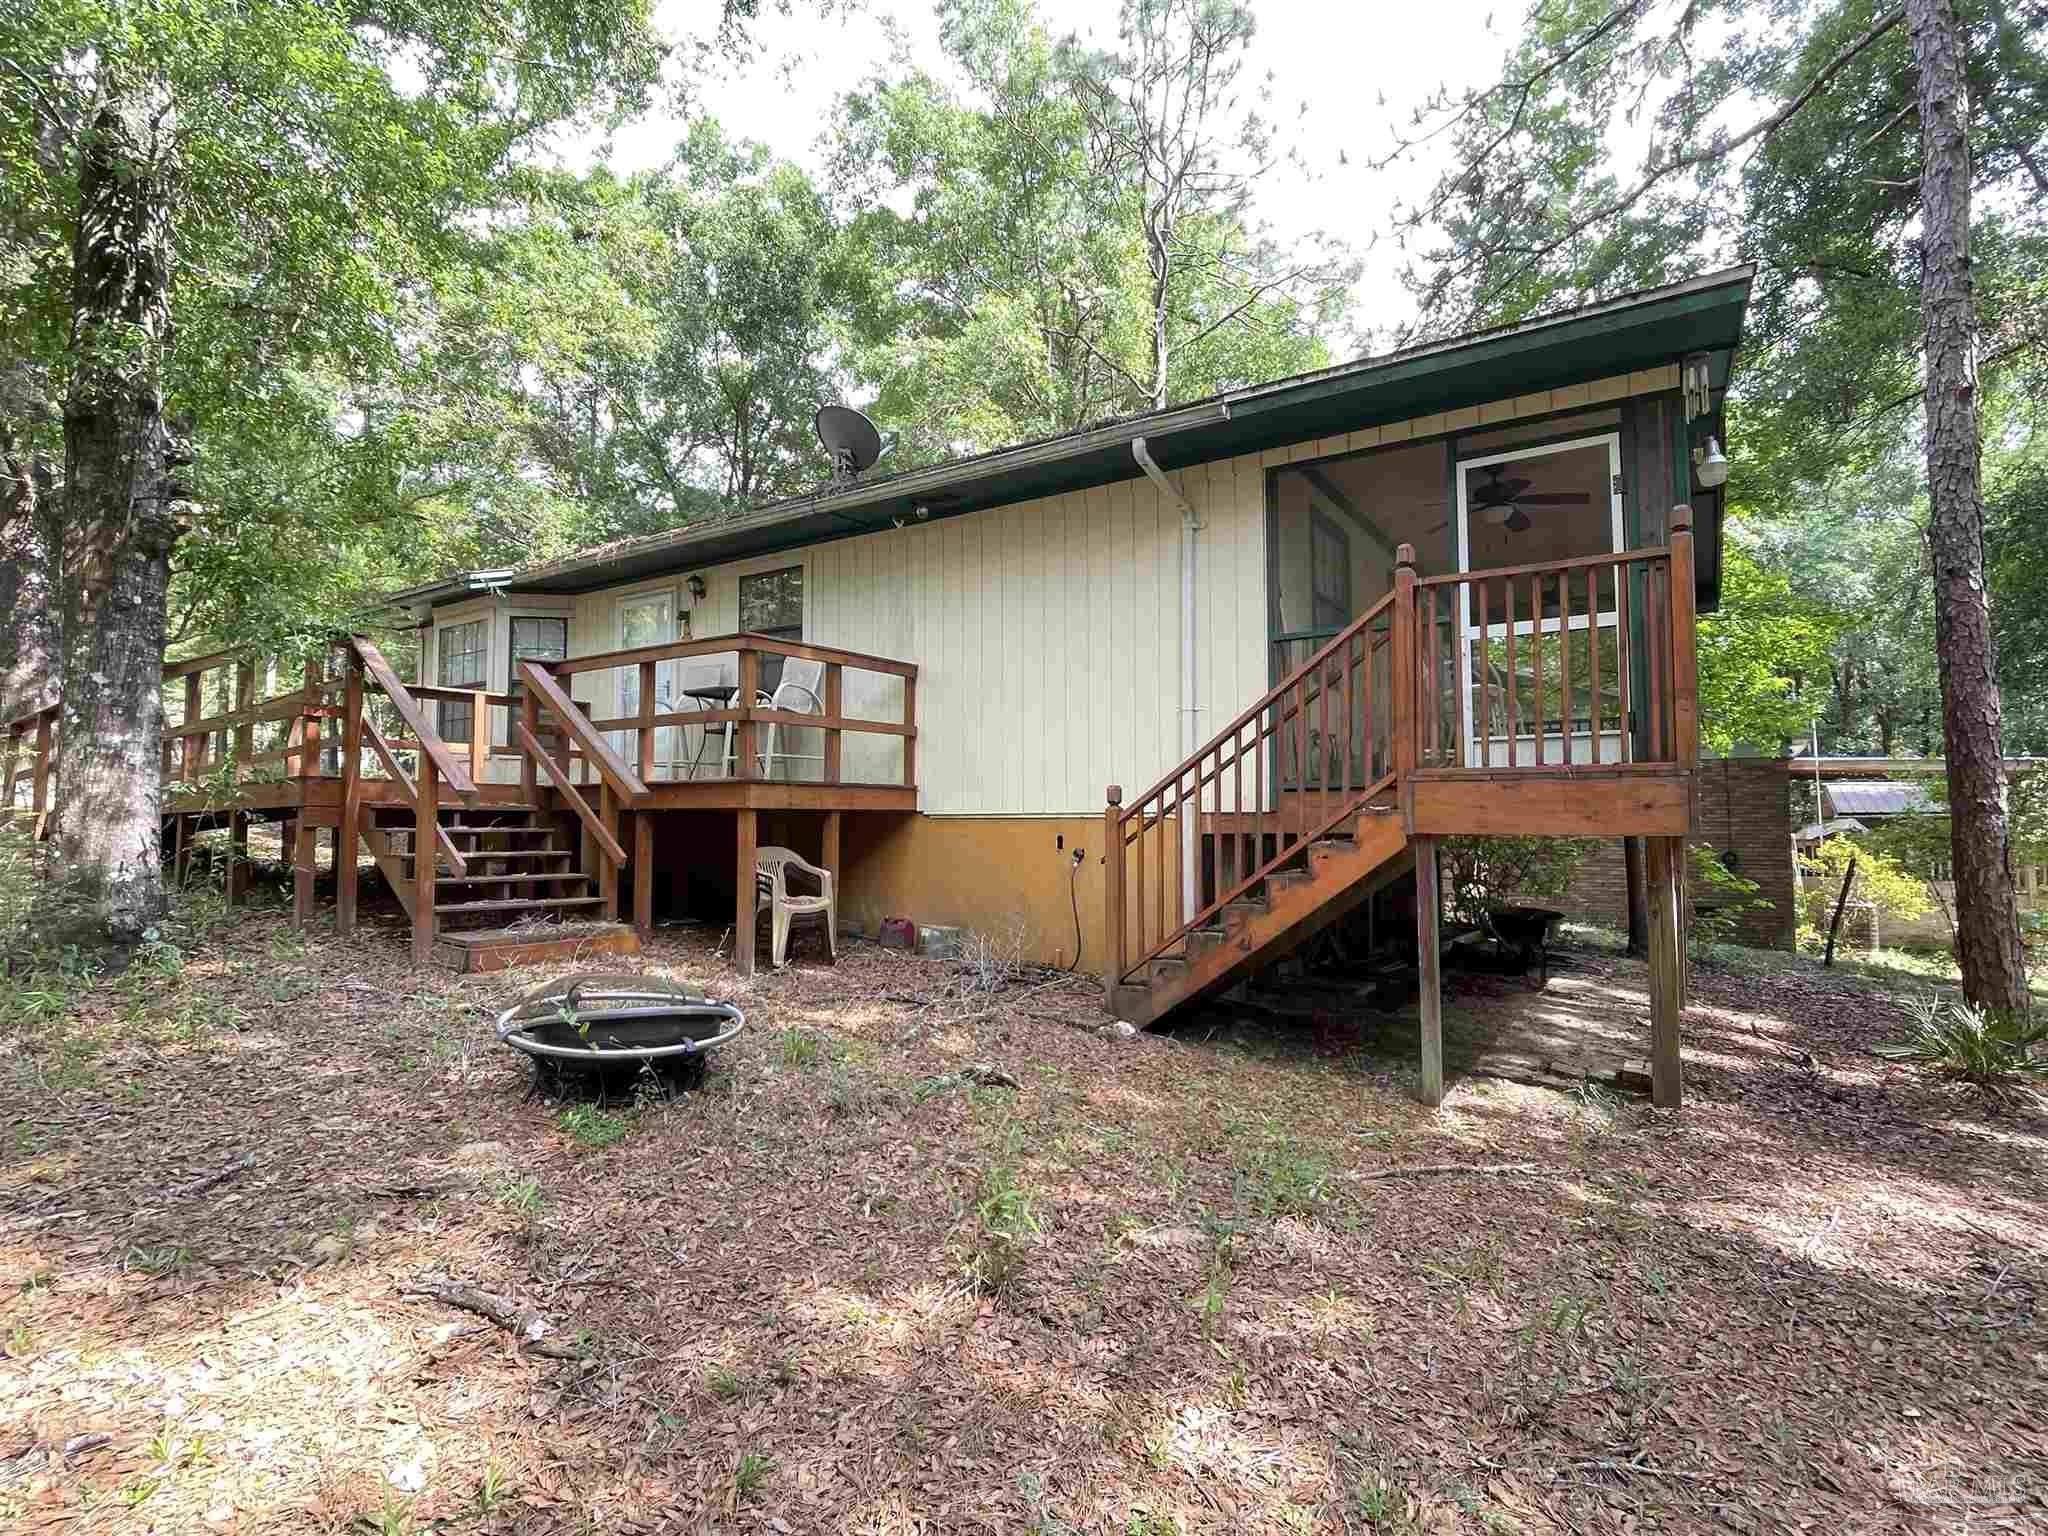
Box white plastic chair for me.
[754,846,836,967]
[756,656,827,781]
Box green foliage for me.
[831,0,1347,461]
[1797,836,1933,945]
[1689,845,1770,958]
[960,1136,1042,1296]
[1437,836,1592,930]
[1874,996,2048,1093]
[1697,534,1842,755]
[556,1104,630,1150]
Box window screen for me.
[739,567,802,638]
[437,618,486,742]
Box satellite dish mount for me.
[816,405,883,485]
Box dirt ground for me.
[2,890,2044,1535]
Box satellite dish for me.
[815,405,883,482]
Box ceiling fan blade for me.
[1516,491,1591,505]
[1423,519,1450,535]
[1504,509,1532,533]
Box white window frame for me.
[1453,432,1626,764]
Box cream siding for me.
[446,372,1670,815]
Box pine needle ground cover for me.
[1,895,2042,1533]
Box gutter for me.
[1133,436,1202,924]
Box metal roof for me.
[1825,780,1939,818]
[383,264,1755,610]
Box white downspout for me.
[1133,437,1201,924]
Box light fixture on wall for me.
[686,573,707,601]
[913,503,930,520]
[1693,436,1730,489]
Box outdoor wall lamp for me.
[1693,436,1730,489]
[686,573,707,600]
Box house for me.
[2,266,1754,1107]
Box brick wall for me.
[1505,758,1798,950]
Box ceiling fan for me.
[1471,463,1591,533]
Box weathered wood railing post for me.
[1103,785,1125,998]
[633,658,656,934]
[228,660,256,906]
[734,646,760,780]
[301,659,323,779]
[413,751,438,966]
[337,650,364,938]
[823,662,843,785]
[519,676,540,807]
[901,672,917,788]
[469,688,488,786]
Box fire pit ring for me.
[496,972,744,1099]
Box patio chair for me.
[681,657,738,779]
[756,656,828,781]
[755,846,836,968]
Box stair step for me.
[1268,869,1311,892]
[436,872,593,887]
[1221,898,1266,926]
[442,825,554,839]
[1187,929,1227,957]
[399,847,568,863]
[1149,956,1187,983]
[432,896,607,915]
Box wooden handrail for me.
[548,630,919,681]
[362,718,468,876]
[1122,590,1398,817]
[516,660,648,804]
[1411,542,1671,588]
[515,721,627,864]
[349,636,477,798]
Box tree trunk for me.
[46,85,186,961]
[1909,0,2029,1015]
[1623,835,1649,956]
[0,387,61,719]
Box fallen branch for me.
[401,1278,587,1361]
[1349,1163,1570,1182]
[168,1152,255,1200]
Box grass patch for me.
[557,1104,631,1150]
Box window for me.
[509,616,567,675]
[740,566,803,691]
[437,618,486,742]
[739,567,802,639]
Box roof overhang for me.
[384,265,1755,609]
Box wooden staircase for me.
[1111,803,1412,1025]
[365,806,605,930]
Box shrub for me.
[1689,845,1770,958]
[1874,996,2047,1094]
[1437,835,1593,929]
[1797,836,1932,950]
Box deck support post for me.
[172,812,191,886]
[227,811,249,906]
[821,809,841,886]
[1413,833,1444,1107]
[1103,786,1124,995]
[413,753,438,968]
[735,807,758,976]
[633,809,654,937]
[1646,834,1685,1108]
[289,819,314,930]
[597,783,620,921]
[338,655,363,938]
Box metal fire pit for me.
[496,972,744,1100]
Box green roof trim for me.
[389,265,1753,607]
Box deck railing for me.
[1104,515,1700,989]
